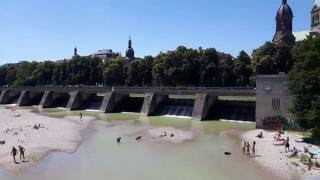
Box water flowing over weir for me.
[155,97,195,118]
[117,96,145,113]
[208,100,256,122]
[81,95,103,111]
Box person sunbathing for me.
[33,124,40,129]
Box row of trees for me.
[0,46,253,87]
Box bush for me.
[312,129,320,138]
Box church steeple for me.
[128,37,132,49]
[126,37,135,60]
[74,46,78,56]
[72,46,79,59]
[311,0,320,33]
[272,0,295,46]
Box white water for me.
[160,105,193,117]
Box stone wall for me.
[256,73,293,129]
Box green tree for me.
[252,42,293,75]
[234,51,253,86]
[102,57,126,86]
[289,36,320,132]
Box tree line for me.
[0,46,253,87]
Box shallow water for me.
[0,109,272,180]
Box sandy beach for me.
[0,107,95,174]
[242,129,320,180]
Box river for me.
[0,109,272,180]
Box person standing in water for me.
[285,137,290,152]
[246,142,251,156]
[80,112,83,121]
[242,141,246,155]
[117,137,122,144]
[251,142,256,156]
[19,146,25,162]
[11,147,18,163]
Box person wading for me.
[11,147,18,163]
[242,141,246,155]
[117,137,122,144]
[19,146,25,162]
[251,141,256,156]
[246,142,251,156]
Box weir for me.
[208,99,255,121]
[66,92,104,111]
[40,91,70,108]
[0,87,258,121]
[154,95,194,117]
[0,90,21,104]
[17,91,44,106]
[117,95,145,113]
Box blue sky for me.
[0,0,313,64]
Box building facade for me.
[294,0,320,41]
[312,0,320,33]
[91,49,120,62]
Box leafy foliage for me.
[252,42,293,75]
[0,46,254,87]
[289,36,320,132]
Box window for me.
[272,98,281,111]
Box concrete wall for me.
[256,74,293,129]
[39,91,70,108]
[99,92,129,113]
[17,91,44,106]
[66,92,99,110]
[0,90,21,104]
[140,93,168,116]
[192,93,218,120]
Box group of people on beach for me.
[273,130,290,152]
[11,146,26,164]
[242,140,256,157]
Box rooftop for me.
[314,0,320,8]
[91,49,115,56]
[293,31,310,41]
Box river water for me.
[0,109,272,180]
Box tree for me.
[252,42,293,75]
[102,57,126,86]
[289,36,320,133]
[234,51,253,86]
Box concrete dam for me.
[0,87,256,121]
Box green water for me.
[0,109,271,180]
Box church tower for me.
[126,37,135,60]
[72,46,79,59]
[311,0,320,33]
[272,0,296,46]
